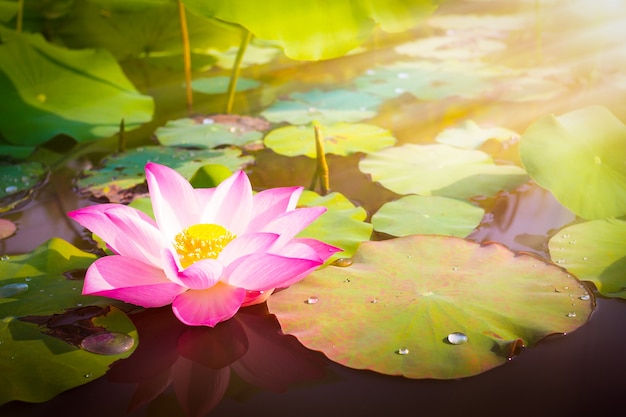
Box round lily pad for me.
[0,161,49,212]
[359,143,528,199]
[155,115,269,149]
[190,76,261,95]
[264,122,396,158]
[520,105,626,219]
[372,195,484,237]
[435,120,519,149]
[549,218,626,298]
[268,235,593,379]
[76,146,253,203]
[260,89,382,125]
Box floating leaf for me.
[182,0,438,60]
[372,195,484,237]
[268,235,593,379]
[0,161,49,212]
[297,190,372,261]
[359,144,528,199]
[190,76,261,95]
[354,61,492,101]
[0,238,138,405]
[210,42,281,69]
[0,218,16,239]
[155,115,269,149]
[520,106,626,219]
[549,219,626,298]
[435,120,519,149]
[0,29,154,146]
[0,0,18,22]
[76,146,253,203]
[264,122,396,158]
[261,89,382,125]
[395,35,506,60]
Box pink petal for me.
[246,186,303,232]
[172,283,246,327]
[241,289,274,307]
[217,232,279,265]
[260,206,327,248]
[70,204,165,267]
[161,249,223,290]
[200,171,253,235]
[83,255,185,307]
[224,253,321,290]
[146,162,200,241]
[286,237,342,263]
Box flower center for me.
[173,224,236,268]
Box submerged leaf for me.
[0,238,137,405]
[549,218,626,298]
[520,106,626,219]
[359,143,528,199]
[191,76,261,95]
[268,235,593,379]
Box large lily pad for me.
[359,144,528,199]
[261,89,382,125]
[354,61,492,101]
[268,235,593,379]
[76,146,253,203]
[264,122,396,158]
[549,219,626,298]
[182,0,438,60]
[297,190,372,262]
[0,29,154,146]
[0,238,138,404]
[155,115,269,149]
[372,195,485,237]
[520,106,626,219]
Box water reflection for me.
[468,181,577,258]
[105,304,326,416]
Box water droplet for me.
[202,118,214,124]
[568,240,577,245]
[370,298,379,304]
[394,87,405,94]
[136,147,144,152]
[76,303,83,307]
[343,278,351,283]
[396,347,409,355]
[594,155,602,165]
[84,372,92,378]
[397,72,410,79]
[305,296,319,305]
[359,106,367,111]
[24,277,31,282]
[451,266,460,271]
[0,283,29,298]
[566,312,577,318]
[555,259,564,264]
[579,294,591,301]
[365,69,376,75]
[582,257,588,261]
[80,332,135,355]
[563,286,569,290]
[307,107,317,113]
[561,233,570,239]
[36,93,46,103]
[4,186,17,193]
[447,332,468,345]
[331,257,353,267]
[1,255,10,261]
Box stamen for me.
[174,224,236,268]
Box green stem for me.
[16,0,23,33]
[178,0,193,115]
[118,119,126,153]
[311,122,330,195]
[225,28,252,114]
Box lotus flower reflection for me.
[68,163,340,326]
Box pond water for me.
[2,0,626,416]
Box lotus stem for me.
[225,27,252,114]
[16,0,23,33]
[118,119,126,153]
[310,122,330,195]
[178,0,193,115]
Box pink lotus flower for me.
[68,163,340,327]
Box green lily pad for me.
[76,146,253,203]
[297,190,372,261]
[0,161,49,212]
[209,42,282,69]
[182,0,438,60]
[261,89,382,125]
[0,29,154,146]
[359,144,528,199]
[549,218,626,298]
[264,122,396,158]
[395,35,506,60]
[435,120,519,149]
[190,76,261,95]
[372,195,484,237]
[155,115,269,149]
[354,61,491,101]
[0,0,18,22]
[0,238,138,405]
[520,105,626,219]
[267,235,593,379]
